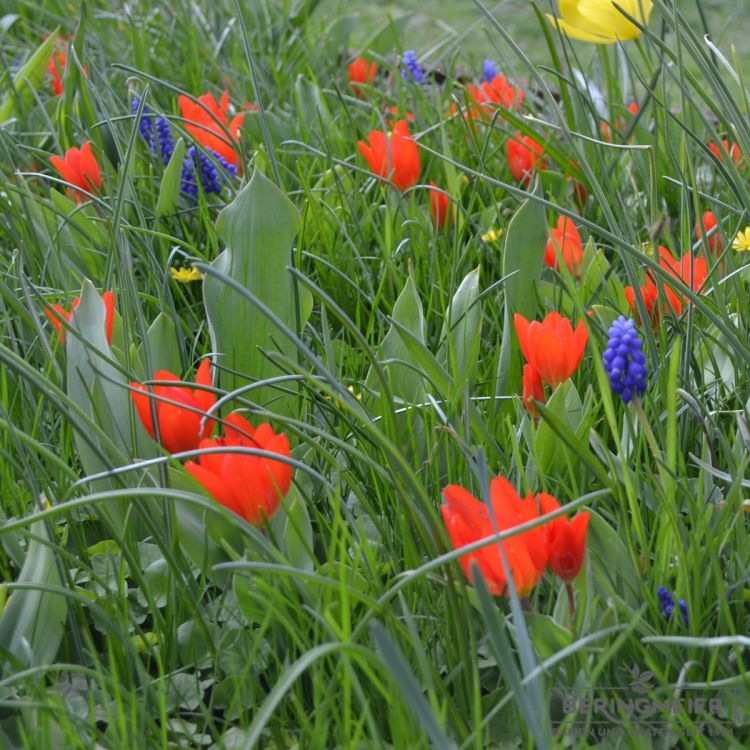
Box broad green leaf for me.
[204,169,301,412]
[0,29,59,124]
[437,267,482,396]
[366,272,426,405]
[0,520,66,670]
[280,487,314,573]
[66,280,139,474]
[156,137,186,218]
[534,380,584,475]
[141,313,183,377]
[294,75,332,141]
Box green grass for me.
[0,0,750,747]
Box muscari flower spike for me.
[602,316,648,403]
[401,50,425,85]
[179,145,237,198]
[132,97,236,198]
[482,59,497,83]
[657,586,688,623]
[132,97,175,165]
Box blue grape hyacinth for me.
[603,316,648,403]
[657,586,688,623]
[483,59,497,83]
[132,97,175,165]
[401,50,425,85]
[180,146,236,198]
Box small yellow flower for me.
[481,227,504,243]
[170,267,204,283]
[732,227,750,252]
[548,0,653,45]
[347,385,363,401]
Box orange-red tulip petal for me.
[130,359,216,454]
[50,142,102,203]
[538,494,590,583]
[514,312,588,388]
[178,90,244,168]
[357,120,421,191]
[185,412,292,525]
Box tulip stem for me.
[565,582,576,624]
[520,597,533,613]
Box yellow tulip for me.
[547,0,653,44]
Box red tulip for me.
[514,312,588,389]
[178,90,244,168]
[544,216,584,277]
[656,246,709,315]
[348,57,376,97]
[708,139,740,166]
[600,101,639,142]
[522,363,544,418]
[538,494,589,583]
[441,477,549,597]
[47,45,87,97]
[625,282,660,327]
[185,412,292,525]
[50,142,102,203]
[695,211,723,254]
[357,119,421,191]
[429,182,451,229]
[385,106,415,127]
[47,51,67,96]
[130,360,216,454]
[46,290,114,344]
[463,74,524,121]
[507,132,545,186]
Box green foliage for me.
[0,0,749,747]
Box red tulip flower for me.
[708,139,740,166]
[46,290,114,344]
[657,246,709,315]
[357,119,421,191]
[348,57,376,97]
[545,216,584,277]
[185,412,292,525]
[625,282,660,327]
[47,45,88,97]
[695,211,723,254]
[514,312,588,389]
[130,360,216,454]
[538,494,589,583]
[178,90,244,168]
[50,142,102,203]
[429,182,451,229]
[47,51,67,96]
[522,363,545,418]
[441,477,549,597]
[507,132,545,186]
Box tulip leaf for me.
[141,313,183,378]
[156,137,186,218]
[366,271,426,405]
[66,281,132,470]
[534,380,584,475]
[280,487,314,573]
[294,75,332,141]
[0,520,66,670]
[0,28,59,124]
[495,178,547,403]
[205,169,301,412]
[437,267,482,397]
